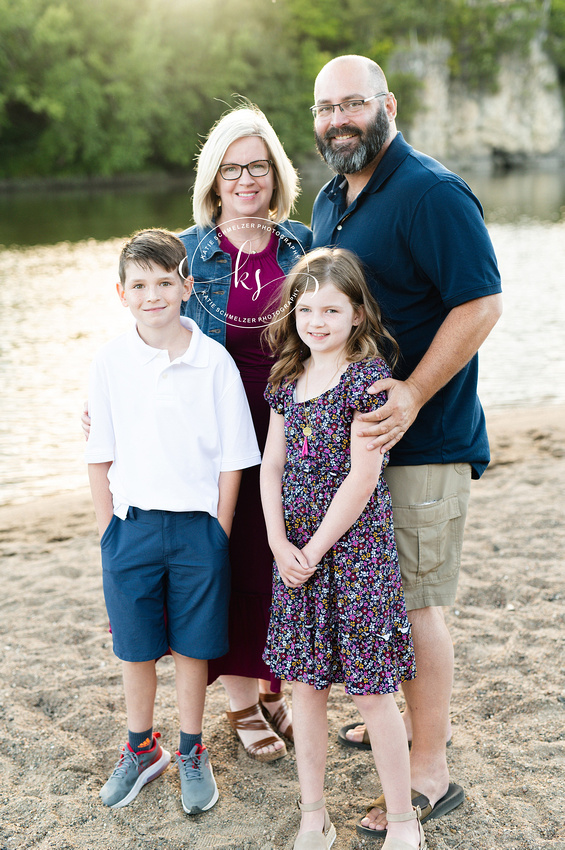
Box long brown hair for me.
[264,247,399,389]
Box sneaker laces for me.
[177,745,204,781]
[109,746,138,778]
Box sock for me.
[128,728,153,752]
[179,730,202,755]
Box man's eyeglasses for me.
[218,160,272,180]
[310,92,389,120]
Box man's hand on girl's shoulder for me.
[358,378,423,452]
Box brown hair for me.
[264,247,399,388]
[118,228,187,285]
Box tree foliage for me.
[546,0,565,84]
[0,0,559,178]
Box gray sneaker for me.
[175,744,219,814]
[100,733,171,808]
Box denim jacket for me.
[178,219,312,347]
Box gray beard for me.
[315,104,390,174]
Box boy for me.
[85,229,261,814]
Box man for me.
[310,55,503,834]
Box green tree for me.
[0,0,561,178]
[546,0,565,85]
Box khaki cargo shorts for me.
[383,463,472,610]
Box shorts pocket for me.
[100,514,119,549]
[392,495,462,584]
[212,516,229,547]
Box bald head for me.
[314,55,388,102]
[313,54,396,176]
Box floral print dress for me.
[263,358,416,695]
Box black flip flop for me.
[338,722,452,752]
[355,782,465,838]
[419,783,465,822]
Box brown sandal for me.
[226,703,287,762]
[259,691,294,742]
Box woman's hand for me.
[272,540,315,588]
[81,401,92,440]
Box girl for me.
[260,248,425,850]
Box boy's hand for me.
[98,514,114,539]
[272,541,314,588]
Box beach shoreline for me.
[1,404,563,849]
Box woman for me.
[179,106,312,761]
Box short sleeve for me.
[410,180,501,308]
[345,359,391,413]
[213,354,261,471]
[264,381,292,414]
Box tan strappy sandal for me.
[294,797,336,850]
[382,808,427,850]
[259,691,294,742]
[225,703,287,762]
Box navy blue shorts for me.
[101,508,230,663]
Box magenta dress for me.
[207,232,283,688]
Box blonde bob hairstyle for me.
[264,247,400,390]
[192,105,300,229]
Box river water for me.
[0,169,564,505]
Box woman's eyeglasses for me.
[218,160,273,180]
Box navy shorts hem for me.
[102,508,230,661]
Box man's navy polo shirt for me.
[311,133,502,477]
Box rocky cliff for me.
[392,38,565,170]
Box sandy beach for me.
[0,405,563,850]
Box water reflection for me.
[479,222,565,408]
[0,182,194,248]
[0,240,131,504]
[1,167,565,249]
[461,169,565,224]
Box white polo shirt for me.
[85,317,261,519]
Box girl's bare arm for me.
[260,409,311,587]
